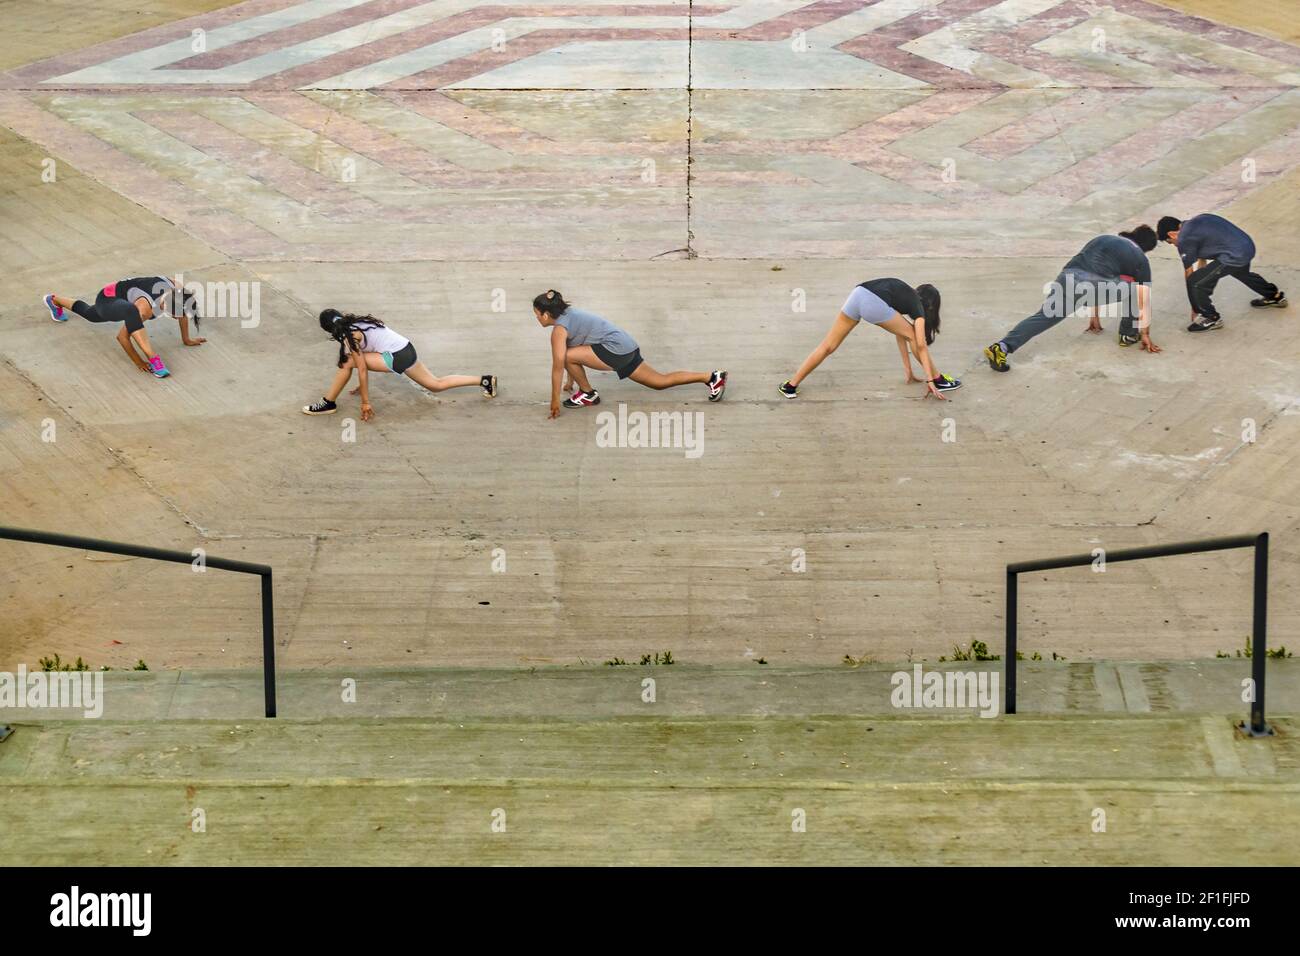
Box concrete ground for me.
[2,0,1299,670]
[0,0,1298,865]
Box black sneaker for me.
[481,374,497,398]
[777,380,798,399]
[1118,332,1140,347]
[984,342,1009,372]
[932,374,961,392]
[1187,317,1223,332]
[707,370,727,402]
[563,389,600,408]
[302,398,338,415]
[1250,291,1287,308]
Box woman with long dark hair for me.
[779,279,958,400]
[303,309,496,420]
[533,290,726,418]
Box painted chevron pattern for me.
[1,0,1298,260]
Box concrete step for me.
[3,660,1295,720]
[1,712,1296,865]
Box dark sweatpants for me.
[72,292,144,334]
[1001,269,1139,353]
[1186,260,1278,320]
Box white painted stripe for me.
[50,0,379,84]
[902,0,1064,87]
[312,16,689,89]
[805,0,942,46]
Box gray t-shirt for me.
[555,307,638,355]
[1064,235,1151,283]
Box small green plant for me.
[755,657,768,665]
[841,653,875,667]
[36,654,150,672]
[608,652,675,666]
[1219,636,1292,660]
[38,654,90,672]
[940,640,1000,662]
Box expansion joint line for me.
[685,0,696,259]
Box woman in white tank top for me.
[303,309,497,421]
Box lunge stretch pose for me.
[303,309,496,420]
[1156,214,1286,332]
[984,227,1161,372]
[533,290,726,418]
[44,276,200,378]
[779,278,959,400]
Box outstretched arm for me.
[897,334,920,382]
[1137,284,1160,354]
[177,313,205,346]
[344,332,373,419]
[549,326,568,419]
[911,319,944,399]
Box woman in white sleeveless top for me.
[303,309,497,421]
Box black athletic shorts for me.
[593,343,643,379]
[386,341,417,375]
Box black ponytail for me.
[533,289,569,317]
[1119,225,1157,253]
[917,284,941,346]
[181,290,200,329]
[319,309,384,367]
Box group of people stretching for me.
[42,211,1284,418]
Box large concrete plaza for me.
[2,0,1298,672]
[0,0,1298,864]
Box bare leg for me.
[117,325,150,371]
[347,352,392,394]
[324,363,355,402]
[628,363,711,390]
[51,294,76,310]
[405,362,479,394]
[564,344,710,391]
[561,346,612,392]
[789,313,858,387]
[565,356,594,393]
[129,326,158,360]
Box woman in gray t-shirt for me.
[533,290,728,416]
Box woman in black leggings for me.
[44,276,201,378]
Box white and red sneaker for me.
[563,389,600,408]
[707,370,727,402]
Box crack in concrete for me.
[685,0,695,260]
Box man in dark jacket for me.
[1157,214,1286,332]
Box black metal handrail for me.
[1,525,276,718]
[1005,533,1270,735]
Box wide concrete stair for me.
[2,663,1298,865]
